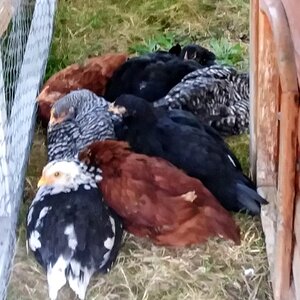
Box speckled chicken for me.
[79,140,240,247]
[37,53,128,127]
[154,65,249,136]
[27,159,123,300]
[47,89,119,161]
[109,95,267,215]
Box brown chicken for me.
[37,53,128,127]
[78,140,241,247]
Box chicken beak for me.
[49,109,66,126]
[108,102,127,115]
[49,109,58,125]
[37,176,47,188]
[183,51,188,60]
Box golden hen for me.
[37,53,128,127]
[79,140,240,247]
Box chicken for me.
[108,95,267,215]
[79,140,240,247]
[27,159,123,300]
[179,43,216,65]
[154,65,250,136]
[157,108,243,170]
[47,89,119,162]
[37,53,128,127]
[104,50,214,103]
[156,43,216,66]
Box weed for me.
[210,38,248,69]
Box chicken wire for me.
[0,0,56,297]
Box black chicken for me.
[104,46,216,103]
[109,94,267,215]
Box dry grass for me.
[8,0,273,299]
[9,217,271,300]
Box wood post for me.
[249,0,259,182]
[257,0,299,299]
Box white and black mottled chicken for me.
[27,159,123,300]
[47,89,120,161]
[154,65,249,136]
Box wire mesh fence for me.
[0,0,56,297]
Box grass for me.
[45,0,249,79]
[8,0,272,299]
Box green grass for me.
[45,0,250,79]
[8,0,272,299]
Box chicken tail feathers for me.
[236,182,268,215]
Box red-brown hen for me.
[79,140,241,247]
[37,53,128,127]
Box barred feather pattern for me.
[154,65,249,136]
[47,90,119,161]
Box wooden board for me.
[281,0,300,87]
[293,224,300,299]
[256,9,279,189]
[249,0,259,181]
[261,1,299,298]
[255,0,300,299]
[275,90,298,300]
[293,105,300,300]
[259,186,277,281]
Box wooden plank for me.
[292,243,300,300]
[293,107,300,300]
[249,0,259,182]
[255,10,280,188]
[0,0,15,37]
[259,1,299,299]
[275,89,298,300]
[281,0,300,88]
[259,186,277,283]
[289,280,296,300]
[294,173,300,265]
[264,2,299,300]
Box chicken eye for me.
[54,171,60,177]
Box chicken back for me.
[79,140,240,247]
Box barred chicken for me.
[47,89,119,161]
[154,65,249,136]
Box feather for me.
[47,89,119,161]
[79,140,241,247]
[27,160,123,299]
[110,95,267,215]
[37,53,128,127]
[104,50,215,103]
[153,65,249,136]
